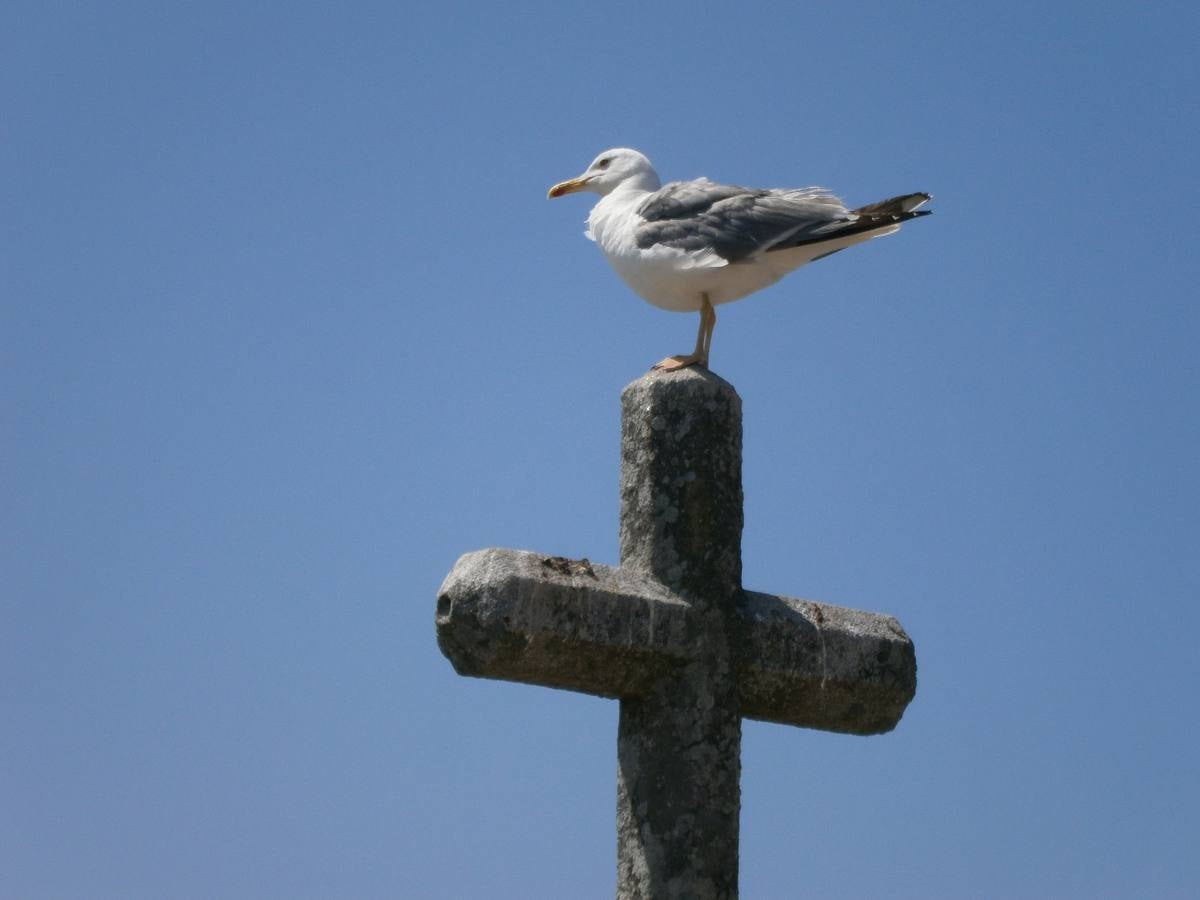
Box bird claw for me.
[651,354,707,372]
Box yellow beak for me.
[547,175,592,199]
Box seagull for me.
[548,148,930,371]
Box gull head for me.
[547,148,661,199]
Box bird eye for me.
[597,158,611,170]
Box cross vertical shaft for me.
[616,372,743,899]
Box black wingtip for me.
[852,192,933,217]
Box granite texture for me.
[434,368,917,899]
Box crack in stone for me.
[810,601,829,694]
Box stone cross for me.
[436,368,917,899]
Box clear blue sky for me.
[4,2,1198,897]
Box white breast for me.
[585,190,715,312]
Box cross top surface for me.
[436,368,916,899]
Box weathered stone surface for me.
[434,367,918,899]
[737,590,916,735]
[436,548,690,699]
[436,551,916,735]
[619,368,742,603]
[615,369,742,900]
[617,656,740,900]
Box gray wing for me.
[635,179,853,263]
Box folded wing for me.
[635,179,930,265]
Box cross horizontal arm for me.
[436,548,916,735]
[738,590,915,735]
[436,548,692,699]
